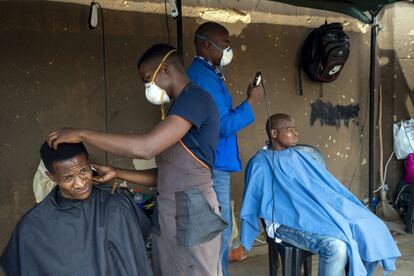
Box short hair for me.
[195,22,228,40]
[266,113,293,140]
[137,43,180,70]
[40,142,89,173]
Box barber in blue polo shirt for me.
[187,21,263,276]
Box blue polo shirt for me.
[187,57,255,172]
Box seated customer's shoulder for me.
[12,192,58,232]
[250,149,269,162]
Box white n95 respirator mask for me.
[144,49,176,105]
[145,82,170,105]
[220,47,233,67]
[195,34,233,67]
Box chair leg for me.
[304,255,312,276]
[345,260,350,276]
[405,186,414,234]
[281,246,293,276]
[291,248,302,276]
[268,242,277,276]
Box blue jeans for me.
[275,225,348,276]
[212,170,232,276]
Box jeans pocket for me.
[175,187,228,247]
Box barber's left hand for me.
[47,128,84,149]
[91,164,118,184]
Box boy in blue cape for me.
[240,113,400,276]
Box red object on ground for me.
[229,246,248,263]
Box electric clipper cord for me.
[255,71,277,235]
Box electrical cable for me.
[347,86,369,190]
[374,151,395,193]
[94,2,109,165]
[164,0,171,44]
[260,75,277,238]
[254,0,261,10]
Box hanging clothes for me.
[33,159,56,203]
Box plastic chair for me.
[266,235,313,276]
[261,219,313,276]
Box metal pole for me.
[368,11,379,209]
[176,0,184,63]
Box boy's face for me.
[271,119,299,150]
[46,153,93,200]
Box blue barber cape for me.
[240,148,400,276]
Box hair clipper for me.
[253,71,262,87]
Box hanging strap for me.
[178,140,210,171]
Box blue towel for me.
[240,147,400,276]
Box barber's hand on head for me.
[91,164,118,184]
[246,84,263,106]
[47,128,84,149]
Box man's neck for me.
[270,142,288,151]
[171,75,191,98]
[196,53,217,67]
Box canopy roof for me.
[269,0,403,23]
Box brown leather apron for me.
[151,141,227,276]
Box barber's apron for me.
[152,141,227,276]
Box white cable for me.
[374,151,395,193]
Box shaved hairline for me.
[195,22,229,39]
[266,113,293,139]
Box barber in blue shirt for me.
[187,21,262,275]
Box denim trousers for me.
[212,170,232,276]
[275,225,348,276]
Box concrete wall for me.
[378,2,414,199]
[1,0,411,252]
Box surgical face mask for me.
[195,34,233,67]
[144,49,176,105]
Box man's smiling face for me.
[47,153,93,200]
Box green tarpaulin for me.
[270,0,403,23]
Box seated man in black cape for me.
[0,142,153,276]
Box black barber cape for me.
[0,186,154,276]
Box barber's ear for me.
[160,63,169,75]
[205,40,212,49]
[45,171,56,182]
[271,129,278,138]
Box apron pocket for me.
[175,188,228,247]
